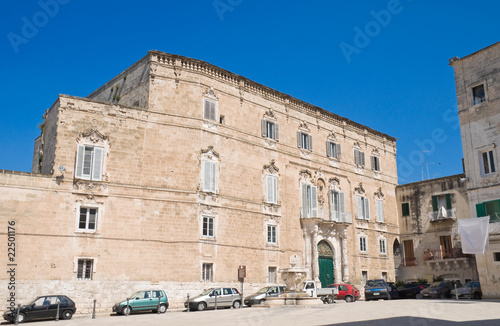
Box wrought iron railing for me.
[424,248,471,260]
[431,208,456,221]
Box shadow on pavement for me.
[320,317,500,326]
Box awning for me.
[457,217,490,254]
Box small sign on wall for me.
[238,265,246,279]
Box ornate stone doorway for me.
[318,240,334,288]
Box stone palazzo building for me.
[0,51,398,312]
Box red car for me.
[326,284,361,302]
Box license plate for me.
[373,293,379,296]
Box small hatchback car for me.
[185,288,242,311]
[244,286,286,306]
[3,295,76,323]
[326,283,361,302]
[112,290,168,315]
[364,279,392,301]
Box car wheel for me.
[259,299,265,305]
[233,301,241,309]
[158,304,167,313]
[474,292,481,300]
[345,295,353,303]
[325,295,334,304]
[122,305,132,315]
[197,302,206,311]
[61,310,73,320]
[16,313,26,323]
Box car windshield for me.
[257,287,270,293]
[366,280,385,287]
[128,291,141,299]
[429,282,445,288]
[201,288,214,295]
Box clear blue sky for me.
[1,0,499,184]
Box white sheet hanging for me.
[457,217,490,254]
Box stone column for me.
[303,228,311,279]
[342,227,349,283]
[312,226,320,282]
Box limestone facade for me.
[0,51,398,313]
[395,174,477,284]
[450,41,500,298]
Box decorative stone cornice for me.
[77,128,109,145]
[201,146,219,159]
[355,183,365,195]
[299,169,312,179]
[263,160,279,174]
[374,187,384,199]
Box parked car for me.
[397,283,429,299]
[112,290,168,315]
[326,283,361,302]
[303,281,339,303]
[185,288,242,311]
[3,295,76,323]
[450,281,482,299]
[386,282,400,299]
[364,279,393,301]
[420,281,454,299]
[244,286,286,306]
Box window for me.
[403,240,416,266]
[266,175,278,204]
[357,196,370,220]
[440,235,453,258]
[202,216,214,237]
[261,120,279,141]
[381,272,387,281]
[359,236,367,253]
[301,184,318,218]
[379,238,387,254]
[376,200,384,222]
[354,149,365,167]
[432,194,452,219]
[77,259,93,280]
[267,225,277,244]
[268,267,277,283]
[75,145,104,181]
[297,131,312,151]
[362,271,367,285]
[202,160,217,193]
[329,191,345,222]
[326,141,341,159]
[401,203,410,217]
[203,99,217,121]
[79,207,97,231]
[479,150,496,176]
[472,84,485,105]
[476,199,500,222]
[202,263,213,282]
[494,252,500,262]
[371,155,380,171]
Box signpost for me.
[238,265,246,302]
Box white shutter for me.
[91,147,104,181]
[357,196,363,219]
[329,191,335,221]
[211,102,217,121]
[326,141,331,157]
[261,120,266,137]
[479,152,486,176]
[204,100,210,119]
[273,176,277,203]
[308,134,313,151]
[302,183,309,217]
[266,176,277,204]
[361,152,365,166]
[377,200,384,222]
[337,144,342,159]
[211,161,216,193]
[275,123,279,141]
[297,131,301,148]
[203,161,215,193]
[354,150,359,165]
[311,186,318,217]
[371,156,375,170]
[75,145,85,179]
[339,192,346,222]
[364,197,370,220]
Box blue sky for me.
[1,0,499,184]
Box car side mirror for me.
[135,297,140,300]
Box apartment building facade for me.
[0,51,398,312]
[450,41,500,298]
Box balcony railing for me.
[300,207,324,219]
[403,258,417,266]
[430,208,456,221]
[424,248,470,260]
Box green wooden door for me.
[318,257,334,288]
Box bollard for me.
[187,294,190,312]
[157,295,161,314]
[14,304,20,325]
[126,298,130,316]
[55,302,60,321]
[92,299,96,319]
[455,284,458,300]
[214,293,218,310]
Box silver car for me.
[450,281,482,299]
[185,288,242,311]
[244,286,286,306]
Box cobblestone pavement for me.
[3,299,500,326]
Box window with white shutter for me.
[79,207,98,231]
[376,200,384,222]
[267,225,277,244]
[75,145,104,181]
[327,141,341,159]
[379,238,387,254]
[203,99,217,121]
[297,132,312,151]
[359,236,367,253]
[301,183,318,217]
[354,149,365,166]
[330,191,346,222]
[266,175,278,204]
[371,155,380,171]
[202,160,217,193]
[357,196,370,220]
[261,120,279,141]
[479,149,496,176]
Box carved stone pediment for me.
[75,194,104,205]
[374,187,384,199]
[73,179,108,193]
[329,177,341,191]
[264,160,279,174]
[201,146,219,159]
[328,131,337,141]
[299,169,312,182]
[355,183,365,195]
[299,121,310,131]
[77,128,109,145]
[264,108,276,120]
[203,87,218,100]
[353,141,361,149]
[372,148,380,156]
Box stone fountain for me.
[266,255,323,306]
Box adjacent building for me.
[450,41,500,298]
[395,174,477,285]
[0,51,399,312]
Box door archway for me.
[318,240,334,288]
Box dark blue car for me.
[365,279,398,301]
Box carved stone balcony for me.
[430,208,456,222]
